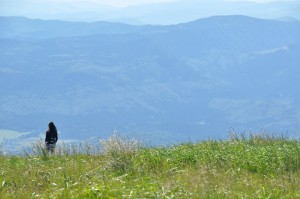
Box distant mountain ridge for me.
[1,15,300,144]
[1,15,300,40]
[0,16,138,39]
[1,0,300,24]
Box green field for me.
[1,134,300,198]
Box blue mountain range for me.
[1,15,300,145]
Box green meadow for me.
[1,134,300,198]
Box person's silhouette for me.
[45,122,58,153]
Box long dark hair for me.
[48,122,57,132]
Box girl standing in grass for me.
[45,122,58,153]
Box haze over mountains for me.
[1,15,300,147]
[1,0,300,24]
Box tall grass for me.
[100,133,141,155]
[1,133,300,198]
[25,138,102,158]
[0,143,4,156]
[100,133,142,174]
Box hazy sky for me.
[1,0,299,24]
[44,0,179,7]
[0,0,179,8]
[1,0,297,9]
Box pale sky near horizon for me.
[1,0,299,24]
[51,0,179,7]
[53,0,279,7]
[0,0,179,8]
[1,0,298,8]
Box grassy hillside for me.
[1,134,300,198]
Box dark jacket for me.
[45,130,58,144]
